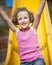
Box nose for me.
[22,18,25,23]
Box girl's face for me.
[17,11,30,29]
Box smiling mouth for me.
[21,23,27,25]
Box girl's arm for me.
[33,0,47,30]
[0,7,18,33]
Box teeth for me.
[22,23,26,25]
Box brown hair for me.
[12,7,34,25]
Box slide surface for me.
[4,0,52,65]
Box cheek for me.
[26,18,30,22]
[27,19,30,23]
[17,19,21,24]
[18,21,21,24]
[28,18,29,21]
[26,20,29,23]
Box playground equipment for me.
[4,0,52,65]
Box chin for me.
[21,25,29,29]
[22,27,27,29]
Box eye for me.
[18,18,22,20]
[24,16,28,19]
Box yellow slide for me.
[43,2,52,65]
[4,0,52,65]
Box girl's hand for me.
[33,15,40,30]
[33,0,47,30]
[37,0,47,16]
[0,7,19,33]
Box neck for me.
[20,27,30,31]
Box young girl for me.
[0,0,47,65]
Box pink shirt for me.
[15,28,43,62]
